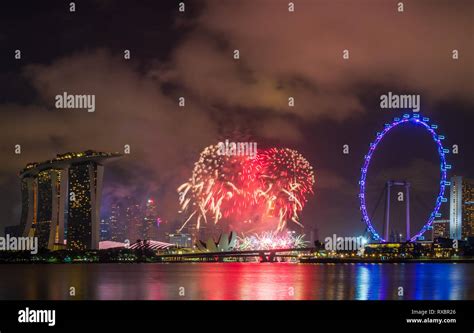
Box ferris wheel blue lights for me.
[359,113,448,242]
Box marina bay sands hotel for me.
[18,150,121,250]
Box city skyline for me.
[6,144,474,248]
[1,3,474,327]
[0,1,472,243]
[16,150,121,250]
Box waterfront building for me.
[100,219,109,241]
[168,233,193,248]
[143,198,159,240]
[126,199,142,243]
[18,150,121,250]
[109,202,127,242]
[108,198,162,243]
[450,176,474,240]
[432,219,450,240]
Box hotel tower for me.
[18,150,121,250]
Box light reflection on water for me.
[0,263,471,300]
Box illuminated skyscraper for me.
[168,233,193,248]
[432,219,450,240]
[18,151,121,250]
[143,198,159,240]
[18,168,67,249]
[450,176,474,240]
[109,198,159,243]
[109,202,127,242]
[126,199,142,242]
[100,219,109,241]
[18,176,37,238]
[67,162,102,250]
[35,169,67,249]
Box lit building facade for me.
[168,233,193,248]
[450,176,474,240]
[107,198,161,243]
[432,219,450,240]
[35,169,67,249]
[67,162,103,250]
[18,150,121,250]
[100,219,109,241]
[126,200,142,242]
[18,176,37,238]
[143,198,159,240]
[109,202,127,242]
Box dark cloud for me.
[183,0,473,111]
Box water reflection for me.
[0,263,472,300]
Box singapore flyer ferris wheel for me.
[359,113,450,243]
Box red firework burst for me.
[178,145,315,232]
[178,144,257,230]
[256,148,315,230]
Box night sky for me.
[0,0,472,240]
